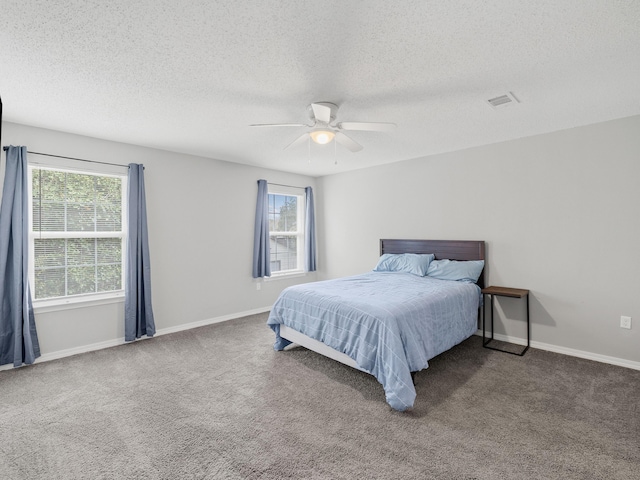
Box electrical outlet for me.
[256,282,261,291]
[620,316,632,329]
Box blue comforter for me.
[267,272,480,411]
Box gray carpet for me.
[1,313,638,480]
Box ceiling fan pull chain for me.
[334,137,338,165]
[308,136,311,163]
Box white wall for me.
[317,115,640,365]
[3,122,317,358]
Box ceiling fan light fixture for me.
[309,129,335,145]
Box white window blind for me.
[30,166,126,301]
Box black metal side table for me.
[482,286,530,356]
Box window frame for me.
[267,184,306,278]
[27,161,128,309]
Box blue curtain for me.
[304,186,317,272]
[125,164,155,341]
[252,179,270,278]
[0,146,40,366]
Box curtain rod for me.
[25,151,130,168]
[267,182,306,190]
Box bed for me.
[267,239,486,411]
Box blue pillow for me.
[426,259,485,283]
[373,253,435,276]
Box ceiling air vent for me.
[486,92,519,109]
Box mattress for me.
[267,271,481,411]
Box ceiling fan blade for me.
[311,103,332,124]
[249,123,309,127]
[284,133,310,150]
[337,122,396,132]
[335,132,363,152]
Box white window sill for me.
[264,271,307,282]
[34,291,125,313]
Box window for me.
[29,165,126,303]
[268,186,305,275]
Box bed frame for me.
[278,239,486,370]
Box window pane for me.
[39,170,66,201]
[268,194,279,231]
[270,235,297,272]
[66,173,96,232]
[68,266,97,296]
[34,239,65,268]
[96,176,122,202]
[97,264,121,291]
[97,238,122,264]
[280,197,297,232]
[35,268,65,299]
[66,202,96,231]
[34,201,65,232]
[268,194,298,232]
[67,238,95,266]
[96,203,122,231]
[66,173,95,203]
[96,176,122,231]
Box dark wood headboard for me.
[380,239,486,288]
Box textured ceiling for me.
[1,0,639,177]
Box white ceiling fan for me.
[250,102,396,152]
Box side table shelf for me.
[482,286,530,356]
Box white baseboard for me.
[0,306,272,371]
[475,330,640,371]
[4,311,637,373]
[154,306,271,336]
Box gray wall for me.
[3,122,317,357]
[317,115,640,365]
[4,115,639,367]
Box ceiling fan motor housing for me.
[308,102,338,124]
